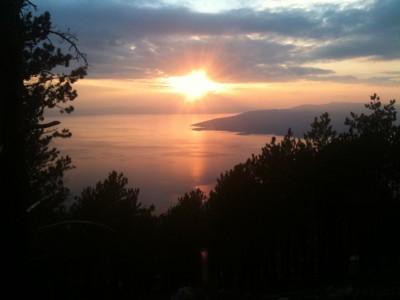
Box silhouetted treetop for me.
[15,0,88,222]
[70,171,154,229]
[304,112,337,151]
[22,5,87,124]
[344,93,398,139]
[205,93,399,285]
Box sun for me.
[166,70,224,101]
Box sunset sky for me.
[36,0,399,114]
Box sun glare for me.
[166,70,224,101]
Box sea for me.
[55,114,276,213]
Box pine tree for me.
[1,1,87,293]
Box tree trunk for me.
[0,0,29,296]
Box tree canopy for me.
[206,93,400,285]
[1,1,87,295]
[1,0,88,226]
[2,3,399,296]
[70,171,154,229]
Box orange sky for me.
[73,76,400,114]
[36,0,399,114]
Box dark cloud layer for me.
[35,0,399,83]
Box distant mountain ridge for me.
[191,102,389,136]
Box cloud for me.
[34,0,399,84]
[308,0,400,61]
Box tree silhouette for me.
[1,0,87,220]
[304,112,337,151]
[64,171,156,296]
[1,1,87,295]
[22,4,87,226]
[70,171,154,228]
[205,94,400,288]
[157,189,208,289]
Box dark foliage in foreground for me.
[9,2,398,299]
[206,94,400,288]
[1,1,86,296]
[28,94,400,299]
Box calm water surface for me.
[56,114,275,213]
